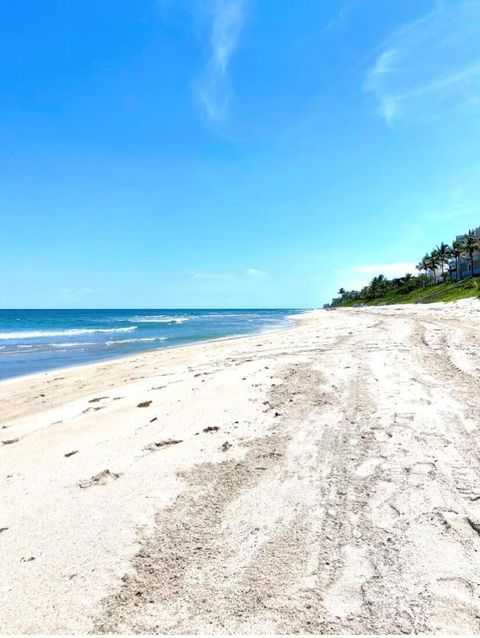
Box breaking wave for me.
[0,327,137,340]
[128,315,192,324]
[106,337,168,345]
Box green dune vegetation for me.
[329,228,480,307]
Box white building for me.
[450,226,480,279]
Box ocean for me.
[0,309,301,381]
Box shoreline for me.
[0,310,308,388]
[3,302,480,633]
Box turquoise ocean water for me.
[0,309,301,381]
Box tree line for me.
[331,228,480,306]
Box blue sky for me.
[1,0,480,308]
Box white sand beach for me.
[2,303,480,633]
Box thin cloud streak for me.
[189,271,236,281]
[325,0,353,32]
[365,0,480,125]
[58,287,95,302]
[339,262,417,276]
[336,262,417,292]
[195,0,246,123]
[351,262,417,276]
[246,268,271,279]
[189,269,272,281]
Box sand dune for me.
[2,303,480,633]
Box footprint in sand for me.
[143,440,182,452]
[324,545,374,618]
[466,517,480,536]
[82,406,104,414]
[79,469,120,488]
[2,438,19,445]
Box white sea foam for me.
[50,342,94,348]
[129,315,192,324]
[106,337,168,346]
[0,327,137,340]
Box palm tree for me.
[462,231,480,278]
[429,250,441,284]
[435,242,451,280]
[451,240,464,281]
[416,254,430,278]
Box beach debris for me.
[88,397,108,403]
[64,450,79,458]
[203,426,220,433]
[144,440,182,452]
[220,441,232,452]
[79,469,120,488]
[149,417,158,423]
[0,527,8,534]
[82,406,104,414]
[2,438,19,445]
[137,400,152,408]
[257,450,283,459]
[21,556,35,562]
[467,517,480,536]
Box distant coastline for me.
[330,226,480,308]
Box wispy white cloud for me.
[365,0,480,125]
[189,270,236,281]
[189,268,272,281]
[325,0,353,32]
[348,262,417,276]
[246,268,271,279]
[422,203,480,223]
[195,0,246,123]
[337,262,417,290]
[58,287,94,302]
